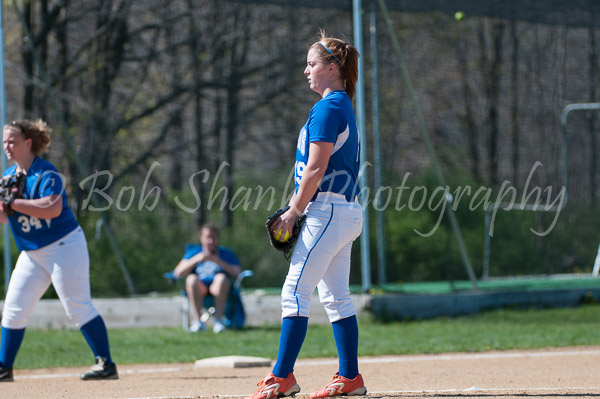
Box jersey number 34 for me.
[17,215,50,233]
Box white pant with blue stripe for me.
[281,193,363,322]
[1,227,99,329]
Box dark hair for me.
[311,29,360,100]
[5,119,52,156]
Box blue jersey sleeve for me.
[2,165,16,178]
[308,101,344,143]
[182,244,202,260]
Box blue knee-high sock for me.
[0,327,26,369]
[272,316,308,378]
[332,315,359,379]
[80,315,114,365]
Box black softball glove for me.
[265,206,306,261]
[0,171,26,216]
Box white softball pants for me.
[1,227,99,329]
[281,193,363,322]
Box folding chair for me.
[163,269,253,332]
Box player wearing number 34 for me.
[0,119,117,382]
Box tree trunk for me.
[221,11,249,227]
[486,22,505,187]
[38,0,48,119]
[478,21,505,187]
[456,37,481,182]
[22,1,34,114]
[510,19,520,185]
[222,75,240,227]
[194,94,206,228]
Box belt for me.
[315,192,356,202]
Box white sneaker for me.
[213,319,226,334]
[189,320,206,332]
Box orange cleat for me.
[310,372,367,398]
[245,372,301,399]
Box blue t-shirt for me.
[3,157,79,251]
[182,244,241,280]
[295,90,360,200]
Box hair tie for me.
[318,41,342,64]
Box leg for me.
[0,327,25,378]
[272,316,308,377]
[185,274,208,322]
[1,251,52,370]
[80,316,118,380]
[317,241,355,323]
[311,243,366,397]
[246,318,304,398]
[1,251,51,330]
[39,229,115,370]
[282,200,362,320]
[80,316,113,364]
[317,242,359,379]
[331,316,359,378]
[208,273,230,333]
[316,203,362,381]
[208,273,231,320]
[281,203,338,319]
[275,203,338,377]
[36,228,118,380]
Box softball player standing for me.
[246,32,366,399]
[0,119,117,382]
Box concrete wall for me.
[368,288,600,320]
[0,293,372,329]
[4,287,595,329]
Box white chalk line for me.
[18,348,600,380]
[17,366,181,380]
[369,386,600,394]
[17,348,600,380]
[114,386,600,399]
[295,348,600,366]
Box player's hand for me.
[190,252,209,264]
[203,252,217,262]
[270,209,297,242]
[0,204,8,224]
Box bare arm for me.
[173,252,207,278]
[211,256,242,279]
[292,141,333,214]
[173,250,242,279]
[9,194,63,220]
[272,141,333,237]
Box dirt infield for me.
[3,346,600,399]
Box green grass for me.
[13,304,600,370]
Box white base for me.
[194,355,272,368]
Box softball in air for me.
[454,11,465,22]
[275,228,290,242]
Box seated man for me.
[173,222,242,333]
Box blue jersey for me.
[295,90,360,201]
[3,157,79,251]
[182,244,240,280]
